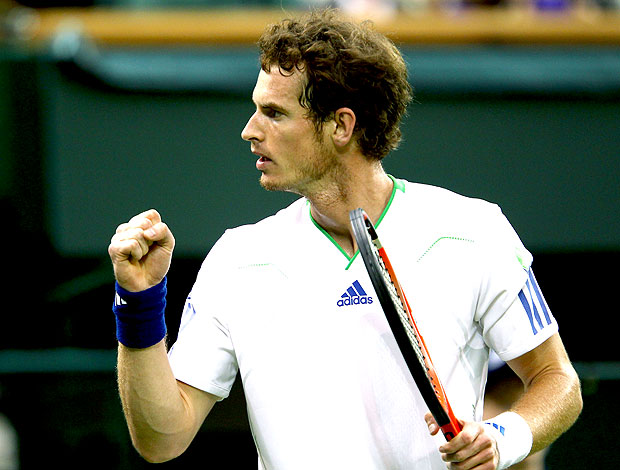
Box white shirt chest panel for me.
[225,242,445,468]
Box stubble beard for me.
[258,138,350,202]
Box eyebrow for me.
[259,101,287,114]
[256,101,284,110]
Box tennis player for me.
[108,9,582,470]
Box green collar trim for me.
[308,175,404,268]
[310,216,352,260]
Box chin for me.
[259,174,285,192]
[259,175,302,195]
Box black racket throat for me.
[349,208,452,428]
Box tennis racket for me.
[349,208,462,441]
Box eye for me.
[262,106,283,119]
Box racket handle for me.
[440,421,462,441]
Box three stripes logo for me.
[484,421,506,436]
[337,280,373,307]
[519,269,554,336]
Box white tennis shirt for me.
[168,177,558,469]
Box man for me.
[108,9,582,470]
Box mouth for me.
[252,148,273,171]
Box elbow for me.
[572,368,584,421]
[135,444,185,464]
[139,452,167,464]
[556,363,584,429]
[142,454,178,464]
[137,448,177,464]
[131,435,190,464]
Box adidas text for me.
[337,296,373,307]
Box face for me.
[241,66,341,196]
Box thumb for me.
[145,222,175,252]
[425,412,440,436]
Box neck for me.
[308,164,393,257]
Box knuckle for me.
[452,450,467,464]
[109,236,127,253]
[128,238,142,250]
[126,227,146,239]
[141,209,161,224]
[478,430,495,447]
[131,219,151,231]
[482,446,495,460]
[128,213,147,225]
[460,431,476,446]
[123,238,140,253]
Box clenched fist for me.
[108,209,175,292]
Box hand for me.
[108,209,175,292]
[425,413,500,470]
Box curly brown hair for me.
[257,9,413,161]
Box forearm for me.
[507,334,583,455]
[511,361,582,454]
[435,339,582,470]
[117,339,198,462]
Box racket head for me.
[349,208,461,441]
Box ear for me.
[330,107,356,149]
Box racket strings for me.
[370,243,431,380]
[369,242,449,402]
[353,210,458,436]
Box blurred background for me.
[0,0,618,468]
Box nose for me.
[241,112,262,142]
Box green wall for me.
[9,45,616,258]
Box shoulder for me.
[222,197,307,241]
[392,178,531,265]
[201,197,308,266]
[398,179,505,230]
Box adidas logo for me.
[114,292,127,306]
[337,280,373,307]
[484,421,506,436]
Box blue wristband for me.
[113,278,167,348]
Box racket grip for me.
[440,421,462,441]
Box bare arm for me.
[507,333,583,454]
[109,209,218,462]
[117,340,218,463]
[426,333,582,469]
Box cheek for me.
[281,129,316,153]
[271,118,322,155]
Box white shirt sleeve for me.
[475,205,558,361]
[485,268,558,362]
[168,233,239,400]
